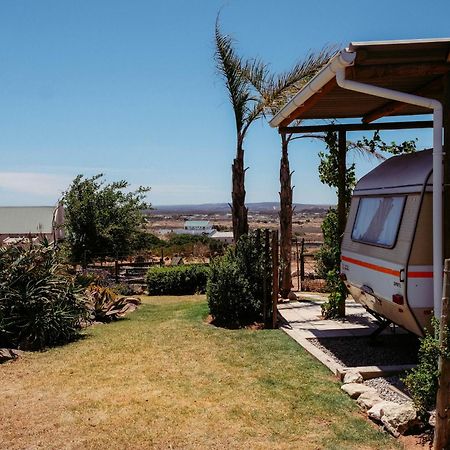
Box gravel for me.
[307,335,417,405]
[308,334,419,367]
[364,376,411,404]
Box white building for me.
[210,230,234,244]
[183,220,213,234]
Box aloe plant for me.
[85,286,141,323]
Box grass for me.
[0,295,400,450]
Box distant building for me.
[184,220,213,232]
[0,205,65,246]
[210,231,234,244]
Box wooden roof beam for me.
[362,77,443,123]
[348,62,450,82]
[279,120,433,134]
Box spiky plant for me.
[0,244,87,350]
[85,285,141,323]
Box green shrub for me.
[146,264,209,295]
[207,232,271,328]
[403,318,449,413]
[0,245,87,350]
[315,209,347,318]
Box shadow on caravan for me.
[341,149,434,337]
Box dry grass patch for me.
[0,295,400,449]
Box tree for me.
[62,174,150,265]
[214,21,260,241]
[247,53,337,298]
[215,16,335,242]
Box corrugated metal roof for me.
[354,149,433,195]
[0,206,56,234]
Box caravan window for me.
[351,196,405,248]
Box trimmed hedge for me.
[146,264,209,295]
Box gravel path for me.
[308,334,419,367]
[365,376,411,404]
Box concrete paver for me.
[278,296,413,378]
[278,297,382,338]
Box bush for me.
[207,232,271,328]
[403,318,449,413]
[315,209,347,318]
[0,245,87,350]
[146,264,209,295]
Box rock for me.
[343,370,363,384]
[381,402,420,436]
[357,390,383,410]
[288,291,298,301]
[367,401,399,421]
[341,383,376,399]
[428,410,436,428]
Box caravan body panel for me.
[341,150,434,336]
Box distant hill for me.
[144,202,333,215]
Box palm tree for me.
[215,18,335,247]
[249,54,337,298]
[214,21,263,241]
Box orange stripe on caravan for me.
[408,271,433,278]
[341,255,400,277]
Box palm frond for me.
[262,45,339,116]
[215,19,251,133]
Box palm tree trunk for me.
[279,134,293,299]
[231,140,248,242]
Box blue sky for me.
[0,0,449,206]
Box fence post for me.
[263,229,270,327]
[295,238,300,292]
[434,258,450,450]
[114,259,119,282]
[272,230,279,329]
[300,238,305,287]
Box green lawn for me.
[0,296,400,449]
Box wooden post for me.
[337,129,347,318]
[263,229,270,327]
[114,259,119,282]
[300,238,305,286]
[271,230,279,329]
[295,238,300,292]
[434,259,450,450]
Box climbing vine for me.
[316,131,417,318]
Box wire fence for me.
[291,238,327,292]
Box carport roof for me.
[270,38,450,127]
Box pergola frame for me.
[270,39,450,306]
[279,119,433,134]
